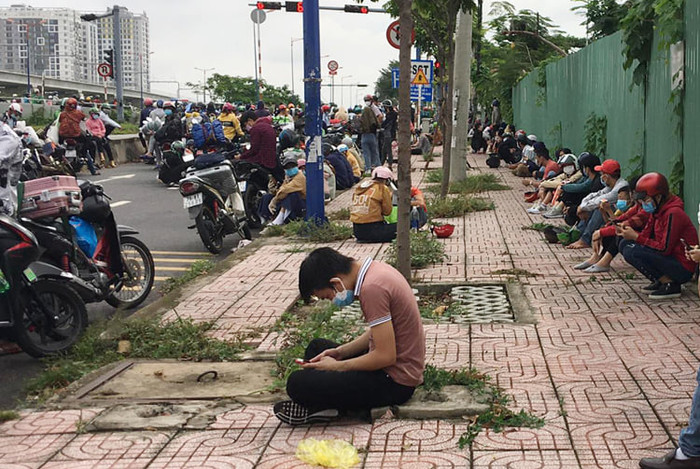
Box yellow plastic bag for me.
[295,438,361,468]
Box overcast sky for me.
[27,0,588,105]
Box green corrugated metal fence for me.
[513,5,699,222]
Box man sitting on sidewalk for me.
[273,247,425,425]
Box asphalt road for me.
[0,161,253,409]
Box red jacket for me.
[241,116,276,169]
[636,195,699,272]
[599,204,650,238]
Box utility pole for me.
[303,0,324,223]
[112,5,124,121]
[450,7,473,182]
[195,67,214,103]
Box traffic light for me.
[256,1,282,9]
[285,1,303,12]
[344,4,369,13]
[104,49,114,78]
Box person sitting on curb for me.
[273,247,425,426]
[639,213,700,468]
[619,172,698,299]
[411,187,428,230]
[337,144,361,183]
[567,159,627,249]
[258,153,306,226]
[324,144,355,191]
[573,180,649,273]
[350,167,396,243]
[527,153,578,214]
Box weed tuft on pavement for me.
[159,259,215,295]
[425,173,508,194]
[428,196,494,218]
[0,410,19,422]
[386,231,446,269]
[327,208,351,221]
[262,220,353,242]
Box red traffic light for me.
[285,1,303,12]
[435,62,441,69]
[344,4,369,13]
[257,1,282,9]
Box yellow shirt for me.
[350,179,393,224]
[218,112,243,140]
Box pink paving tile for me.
[562,398,660,427]
[148,454,261,469]
[422,323,470,340]
[578,448,669,469]
[0,408,103,436]
[636,375,696,400]
[0,463,43,469]
[425,336,470,370]
[41,459,153,469]
[256,453,364,469]
[650,399,691,438]
[267,423,371,454]
[471,417,571,451]
[472,450,580,468]
[156,429,274,460]
[0,433,73,464]
[209,405,280,430]
[51,431,172,461]
[471,337,549,383]
[368,420,469,453]
[555,378,644,402]
[569,414,670,456]
[363,450,469,468]
[507,380,562,421]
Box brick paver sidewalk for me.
[1,151,697,468]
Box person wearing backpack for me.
[217,103,244,143]
[360,95,380,172]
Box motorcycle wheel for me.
[12,280,87,358]
[244,185,264,229]
[106,236,155,309]
[196,205,224,254]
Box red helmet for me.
[364,94,373,101]
[222,102,234,112]
[163,101,175,109]
[635,172,669,199]
[279,104,287,110]
[66,98,78,108]
[321,104,330,112]
[144,98,154,107]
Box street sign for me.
[411,85,432,102]
[391,68,399,89]
[327,60,339,72]
[97,63,113,78]
[329,70,338,76]
[386,20,415,50]
[250,9,267,24]
[391,61,434,101]
[411,60,433,85]
[411,68,430,85]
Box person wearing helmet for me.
[527,153,581,215]
[219,103,244,142]
[155,102,183,148]
[141,98,155,124]
[2,103,23,129]
[321,104,331,130]
[349,166,396,243]
[381,100,397,168]
[615,172,698,299]
[566,159,628,249]
[58,98,100,175]
[550,152,603,222]
[149,100,166,122]
[85,106,107,168]
[337,144,361,183]
[324,144,355,191]
[259,152,306,226]
[360,96,381,172]
[273,104,294,129]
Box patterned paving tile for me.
[0,408,103,436]
[555,378,644,402]
[650,398,691,439]
[209,405,280,431]
[472,450,580,468]
[0,434,73,464]
[267,423,371,454]
[147,454,261,469]
[363,450,470,468]
[50,431,172,461]
[41,459,153,469]
[471,417,571,451]
[577,448,666,469]
[155,429,273,460]
[367,420,468,452]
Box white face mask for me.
[563,165,575,175]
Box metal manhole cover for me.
[449,285,514,323]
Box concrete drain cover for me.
[75,361,278,403]
[449,285,514,323]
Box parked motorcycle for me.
[0,214,87,357]
[230,159,270,229]
[20,180,155,309]
[179,153,251,254]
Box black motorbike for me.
[21,181,155,310]
[0,214,87,357]
[230,159,271,230]
[179,153,251,254]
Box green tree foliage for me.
[189,73,301,105]
[572,0,628,40]
[473,1,585,123]
[374,60,400,101]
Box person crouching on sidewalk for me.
[273,247,425,425]
[258,153,306,225]
[350,167,396,243]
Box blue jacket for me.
[325,151,354,190]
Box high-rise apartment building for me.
[0,4,150,92]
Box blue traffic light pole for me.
[303,0,325,223]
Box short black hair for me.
[298,247,354,301]
[240,110,257,124]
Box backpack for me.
[486,154,501,168]
[191,122,210,149]
[210,119,228,144]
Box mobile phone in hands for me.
[294,358,309,365]
[681,238,691,251]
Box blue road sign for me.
[391,61,433,101]
[391,68,399,89]
[410,85,432,102]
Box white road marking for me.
[94,174,136,184]
[110,200,131,208]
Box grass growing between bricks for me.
[159,259,215,295]
[262,219,353,243]
[425,172,509,194]
[24,317,248,403]
[0,410,20,422]
[428,196,494,218]
[272,300,544,449]
[386,231,446,269]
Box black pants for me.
[353,221,397,243]
[602,235,621,258]
[286,338,415,412]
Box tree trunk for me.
[440,19,457,198]
[450,8,473,183]
[471,0,483,114]
[396,0,414,282]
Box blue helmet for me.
[156,99,164,108]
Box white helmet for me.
[8,103,22,115]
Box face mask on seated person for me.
[642,201,656,213]
[331,278,354,307]
[616,200,629,212]
[563,165,575,176]
[285,167,299,177]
